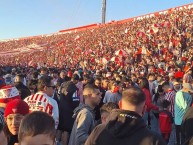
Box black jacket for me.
[85,109,166,145]
[7,135,18,145]
[94,87,106,120]
[58,81,80,133]
[14,82,31,100]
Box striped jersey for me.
[24,92,59,128]
[164,90,176,117]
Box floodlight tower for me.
[102,0,106,24]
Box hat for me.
[0,86,21,104]
[182,83,193,93]
[4,99,29,117]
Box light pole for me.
[102,0,106,24]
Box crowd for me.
[0,4,193,145]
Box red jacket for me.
[159,110,173,134]
[174,71,184,79]
[142,88,158,112]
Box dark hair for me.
[28,79,38,93]
[72,74,79,81]
[100,102,119,114]
[15,74,24,82]
[139,78,149,90]
[18,111,55,142]
[122,87,146,106]
[162,81,170,88]
[153,85,163,103]
[37,76,53,91]
[40,67,48,73]
[83,75,90,81]
[95,77,101,82]
[157,85,163,93]
[162,100,171,109]
[32,71,38,80]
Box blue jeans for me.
[143,111,161,134]
[168,124,176,145]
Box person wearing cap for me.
[174,83,193,145]
[4,99,29,145]
[0,86,21,125]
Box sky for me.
[0,0,193,40]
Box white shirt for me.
[24,92,59,129]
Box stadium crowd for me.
[0,4,193,145]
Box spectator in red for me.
[159,100,173,143]
[174,68,184,79]
[4,99,29,145]
[139,78,158,129]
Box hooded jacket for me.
[85,109,166,145]
[68,103,95,145]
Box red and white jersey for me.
[24,92,59,128]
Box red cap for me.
[4,99,29,117]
